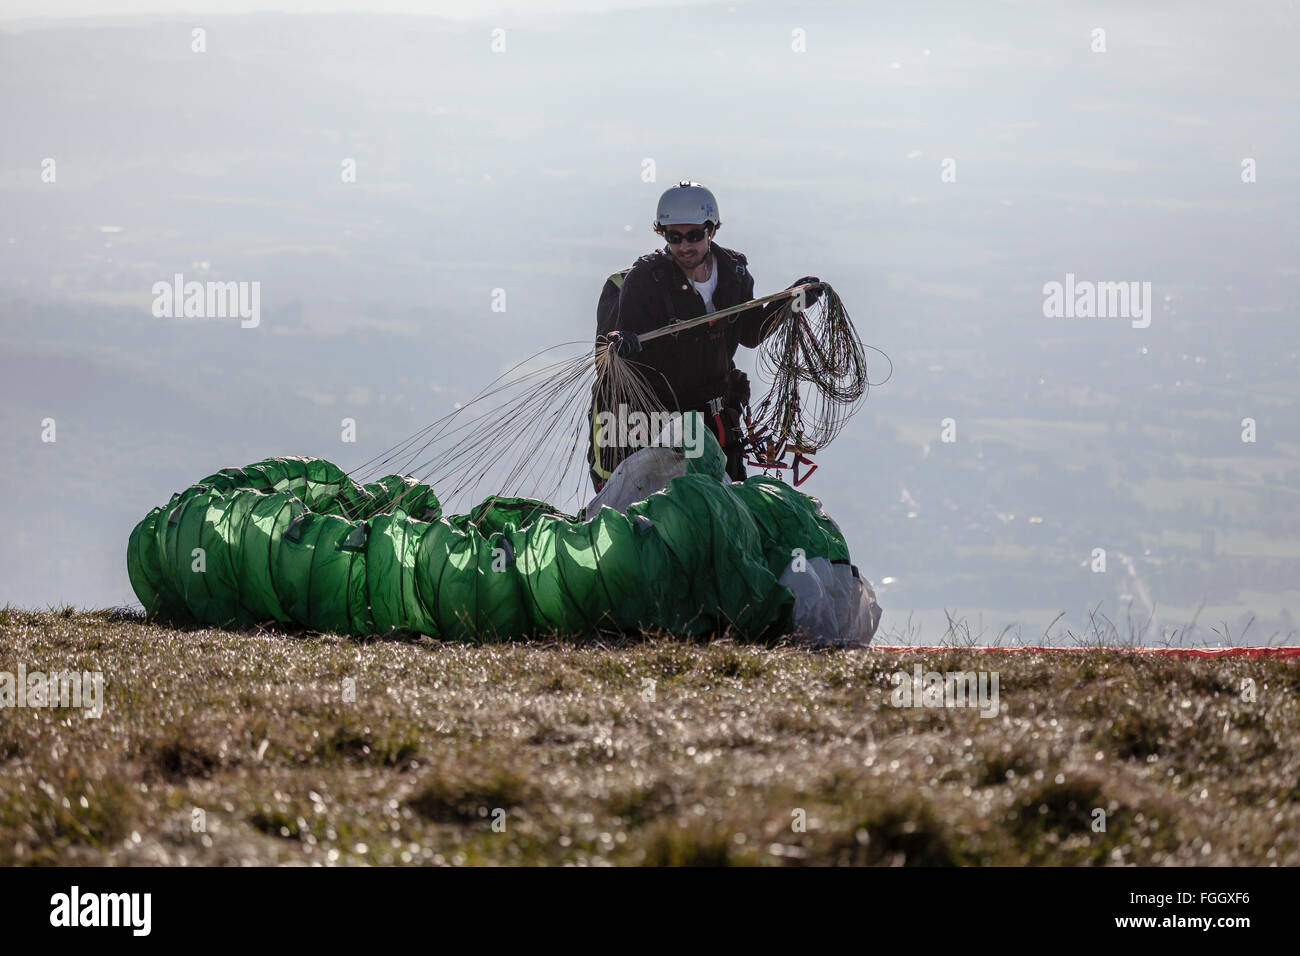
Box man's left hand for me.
[789,276,824,309]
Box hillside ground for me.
[1,607,1297,865]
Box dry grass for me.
[1,606,1297,865]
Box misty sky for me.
[0,0,700,22]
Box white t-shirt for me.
[690,255,719,313]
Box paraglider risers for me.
[743,410,819,487]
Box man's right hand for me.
[606,330,642,356]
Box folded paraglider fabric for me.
[127,413,877,642]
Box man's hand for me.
[788,276,824,310]
[606,330,642,356]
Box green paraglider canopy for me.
[127,413,854,641]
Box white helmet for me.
[654,180,721,230]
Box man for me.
[590,180,819,489]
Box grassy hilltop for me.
[1,607,1297,865]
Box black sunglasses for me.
[664,228,710,244]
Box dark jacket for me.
[597,243,779,412]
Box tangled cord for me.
[346,282,888,518]
[749,282,889,451]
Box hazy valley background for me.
[1,0,1297,644]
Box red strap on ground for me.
[870,645,1300,659]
